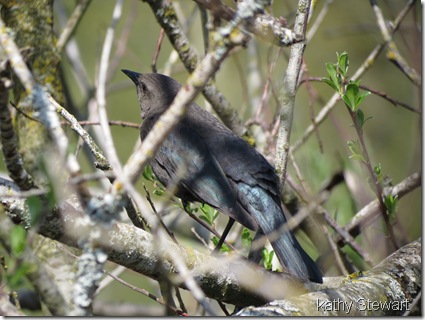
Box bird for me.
[122,69,323,283]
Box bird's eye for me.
[140,82,148,93]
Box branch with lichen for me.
[0,60,35,191]
[194,0,302,46]
[236,238,421,316]
[0,0,64,185]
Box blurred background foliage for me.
[1,0,421,315]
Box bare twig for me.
[299,77,420,114]
[306,0,334,42]
[57,0,92,54]
[370,0,420,86]
[275,0,311,187]
[96,0,124,177]
[151,28,165,73]
[62,120,140,128]
[106,0,139,82]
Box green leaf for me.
[347,140,365,161]
[152,189,164,196]
[344,83,359,111]
[199,215,211,224]
[323,78,339,92]
[261,248,274,271]
[337,51,349,77]
[211,236,230,253]
[142,165,154,182]
[325,62,340,90]
[356,91,371,106]
[374,163,383,183]
[26,196,43,227]
[10,225,26,256]
[199,204,219,226]
[384,194,398,224]
[355,109,365,131]
[7,263,33,288]
[241,228,253,248]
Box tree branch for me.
[237,238,421,316]
[275,0,311,187]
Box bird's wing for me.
[186,104,280,197]
[150,121,258,230]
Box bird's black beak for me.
[121,69,142,84]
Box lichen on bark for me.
[1,0,64,185]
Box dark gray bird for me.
[122,69,323,283]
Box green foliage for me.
[5,226,34,290]
[384,194,398,224]
[342,82,371,112]
[10,225,26,257]
[26,196,44,227]
[261,247,274,271]
[142,164,155,182]
[211,236,231,253]
[323,52,370,112]
[374,163,383,184]
[198,204,219,226]
[6,262,33,289]
[347,139,365,161]
[241,228,253,249]
[142,164,165,196]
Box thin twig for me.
[57,0,92,54]
[151,28,165,73]
[347,109,398,250]
[370,0,420,86]
[306,0,334,42]
[106,0,139,82]
[62,120,140,128]
[96,0,124,177]
[299,76,420,114]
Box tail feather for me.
[238,184,323,283]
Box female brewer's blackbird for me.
[122,69,323,283]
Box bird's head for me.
[122,70,180,119]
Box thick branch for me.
[237,238,421,316]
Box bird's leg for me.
[212,218,235,254]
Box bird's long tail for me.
[239,184,323,283]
